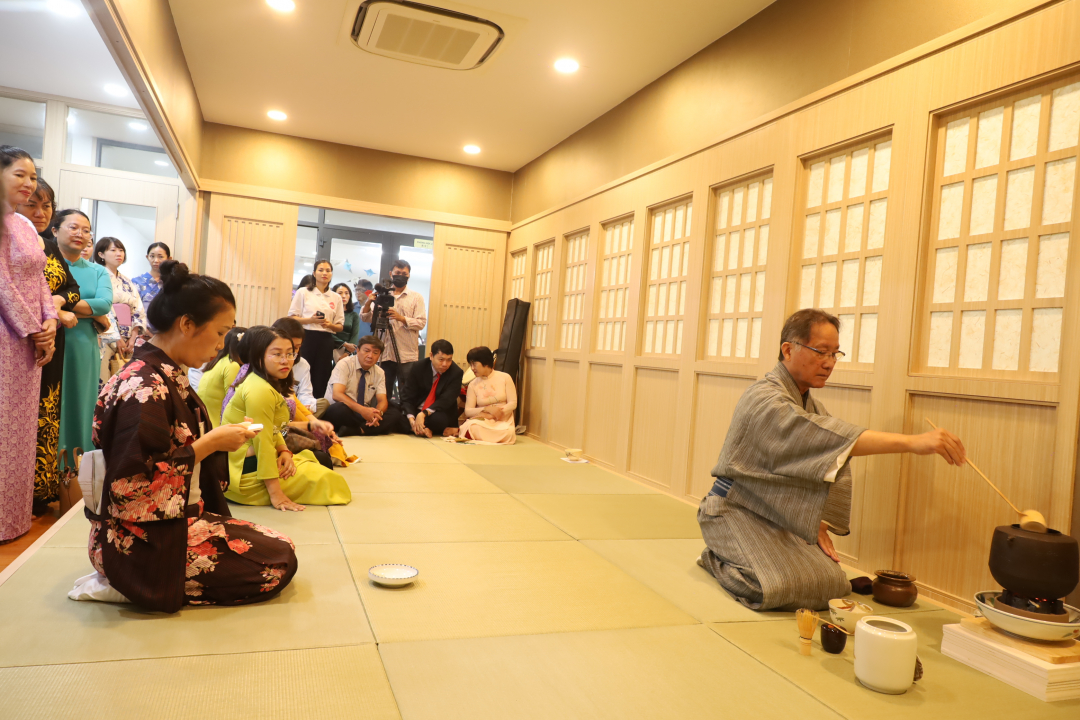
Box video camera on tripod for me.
[369,279,402,373]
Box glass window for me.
[298,205,320,224]
[328,237,384,289]
[92,201,158,278]
[0,96,46,159]
[65,107,178,178]
[294,226,318,288]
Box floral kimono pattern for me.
[89,343,298,612]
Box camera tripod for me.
[370,300,404,401]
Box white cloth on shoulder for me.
[68,572,131,603]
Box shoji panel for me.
[628,368,680,487]
[509,249,527,300]
[205,194,297,327]
[560,230,589,350]
[549,360,582,448]
[705,173,773,360]
[687,374,753,499]
[641,197,693,356]
[530,241,555,348]
[901,393,1057,608]
[596,216,634,353]
[522,356,547,437]
[795,137,892,365]
[584,363,622,465]
[813,386,871,563]
[918,76,1080,379]
[429,225,507,364]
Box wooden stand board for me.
[959,618,1080,665]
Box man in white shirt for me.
[322,335,403,436]
[360,259,426,401]
[272,318,318,413]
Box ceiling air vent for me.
[351,0,504,70]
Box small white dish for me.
[975,591,1080,642]
[368,564,418,587]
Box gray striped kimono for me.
[697,362,865,611]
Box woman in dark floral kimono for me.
[88,260,298,612]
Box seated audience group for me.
[1,142,518,616]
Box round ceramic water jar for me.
[872,570,918,607]
[854,616,918,695]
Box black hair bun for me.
[159,259,190,292]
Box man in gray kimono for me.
[698,309,966,611]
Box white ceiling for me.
[0,0,140,109]
[171,0,775,171]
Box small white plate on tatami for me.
[368,564,419,587]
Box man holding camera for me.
[361,259,426,400]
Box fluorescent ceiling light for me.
[463,145,481,155]
[267,110,288,121]
[266,0,296,12]
[46,0,81,18]
[154,160,170,167]
[128,121,148,131]
[554,58,580,74]
[104,83,129,97]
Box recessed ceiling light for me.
[463,144,481,155]
[128,121,148,131]
[266,0,296,12]
[554,58,580,74]
[104,83,129,97]
[154,160,170,167]
[46,0,81,18]
[267,110,288,121]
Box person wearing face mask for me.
[132,242,171,309]
[360,259,427,401]
[52,209,113,470]
[16,177,82,513]
[0,145,59,542]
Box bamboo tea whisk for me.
[796,608,818,656]
[925,419,1048,533]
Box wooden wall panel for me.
[584,363,622,465]
[900,393,1057,608]
[205,194,297,327]
[628,368,680,488]
[687,374,753,499]
[429,225,507,364]
[814,385,872,564]
[548,360,583,449]
[522,357,547,438]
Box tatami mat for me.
[468,463,659,494]
[330,493,571,544]
[346,462,503,493]
[514,493,702,539]
[343,541,697,642]
[0,645,401,720]
[42,509,91,548]
[710,610,1080,719]
[584,539,944,623]
[0,544,373,667]
[341,435,458,464]
[430,436,568,466]
[378,624,842,720]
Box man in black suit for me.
[396,338,463,438]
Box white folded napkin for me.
[68,572,131,604]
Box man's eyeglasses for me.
[792,342,846,361]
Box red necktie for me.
[421,373,440,412]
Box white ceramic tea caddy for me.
[854,616,918,694]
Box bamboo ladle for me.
[925,419,1047,533]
